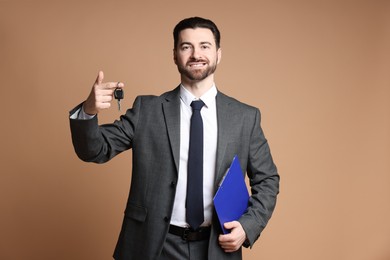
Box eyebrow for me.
[180,41,213,46]
[180,42,192,47]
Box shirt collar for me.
[179,84,217,108]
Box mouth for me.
[188,62,207,68]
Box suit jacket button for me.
[170,181,176,188]
[164,216,169,222]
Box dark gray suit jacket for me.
[69,87,279,260]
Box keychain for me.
[114,84,124,111]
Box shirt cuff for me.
[70,105,96,120]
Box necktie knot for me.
[191,100,205,111]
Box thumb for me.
[224,221,239,230]
[95,70,104,85]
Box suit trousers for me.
[158,232,209,260]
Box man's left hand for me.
[218,221,247,253]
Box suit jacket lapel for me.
[215,91,232,186]
[162,87,181,173]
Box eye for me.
[201,45,210,50]
[181,45,192,51]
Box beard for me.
[177,58,218,81]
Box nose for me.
[191,47,201,60]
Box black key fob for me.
[114,88,124,100]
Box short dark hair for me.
[173,17,221,49]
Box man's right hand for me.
[83,71,124,115]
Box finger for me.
[96,89,116,96]
[224,248,236,253]
[100,81,124,90]
[96,95,113,103]
[95,70,104,85]
[219,241,235,252]
[219,237,240,253]
[219,233,233,244]
[98,102,112,110]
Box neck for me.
[181,75,215,98]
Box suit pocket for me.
[124,203,147,222]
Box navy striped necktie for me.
[186,100,205,230]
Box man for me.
[69,17,279,260]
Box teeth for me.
[190,63,205,67]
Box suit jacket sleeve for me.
[238,108,279,248]
[69,97,141,163]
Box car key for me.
[114,87,124,111]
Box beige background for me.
[1,1,389,259]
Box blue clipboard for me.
[213,155,250,234]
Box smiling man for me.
[174,27,221,85]
[69,17,279,260]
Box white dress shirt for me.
[170,85,218,227]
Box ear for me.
[217,48,222,64]
[173,49,178,65]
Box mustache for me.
[187,58,208,63]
